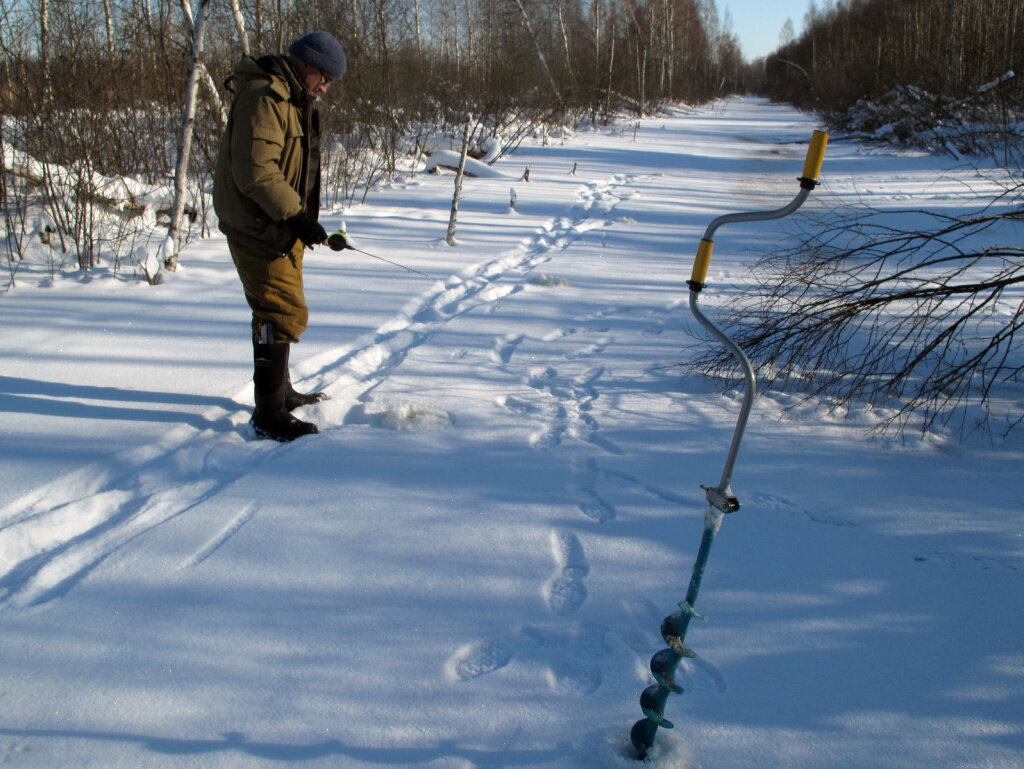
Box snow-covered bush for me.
[826,78,1023,165]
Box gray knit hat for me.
[289,31,347,79]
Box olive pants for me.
[228,238,309,344]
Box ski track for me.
[0,424,282,610]
[178,502,258,571]
[0,175,639,613]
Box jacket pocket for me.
[248,211,296,257]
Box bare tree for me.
[512,0,563,105]
[445,114,474,246]
[0,128,32,288]
[38,0,51,104]
[101,0,114,60]
[779,17,794,49]
[163,0,210,273]
[689,181,1024,437]
[229,0,250,55]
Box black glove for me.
[286,212,328,247]
[327,231,350,251]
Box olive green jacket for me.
[213,54,321,257]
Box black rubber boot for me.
[283,344,328,412]
[252,342,319,442]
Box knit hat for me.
[289,31,347,79]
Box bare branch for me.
[688,180,1024,438]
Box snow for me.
[1,96,1022,769]
[422,149,513,178]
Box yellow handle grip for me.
[801,130,828,184]
[690,239,714,286]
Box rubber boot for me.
[252,342,318,441]
[283,344,328,412]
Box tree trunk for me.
[230,0,251,55]
[39,0,51,104]
[445,116,473,247]
[103,0,115,61]
[163,0,210,273]
[413,0,423,57]
[512,0,563,105]
[556,0,574,88]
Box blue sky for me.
[722,0,809,61]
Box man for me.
[213,31,347,442]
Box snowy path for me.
[1,98,1021,769]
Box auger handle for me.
[690,238,715,288]
[799,129,829,188]
[687,129,829,289]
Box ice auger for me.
[629,130,829,761]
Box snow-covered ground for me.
[1,97,1021,769]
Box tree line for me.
[753,0,1023,112]
[0,0,743,275]
[0,0,741,211]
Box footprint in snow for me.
[747,490,858,527]
[491,333,525,365]
[446,623,604,695]
[571,457,616,523]
[445,625,542,681]
[566,338,609,360]
[544,624,606,695]
[446,638,514,681]
[674,655,728,695]
[543,529,590,616]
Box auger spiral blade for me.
[630,719,653,760]
[660,613,697,658]
[650,648,684,694]
[639,684,675,728]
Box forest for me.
[0,0,741,267]
[759,0,1023,112]
[0,0,1020,274]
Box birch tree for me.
[38,0,51,104]
[230,0,251,55]
[445,115,473,246]
[512,0,563,105]
[102,0,114,60]
[163,0,210,273]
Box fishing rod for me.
[328,232,434,280]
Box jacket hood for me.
[225,54,307,106]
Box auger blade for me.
[639,684,675,728]
[630,719,652,760]
[650,648,684,694]
[660,613,697,658]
